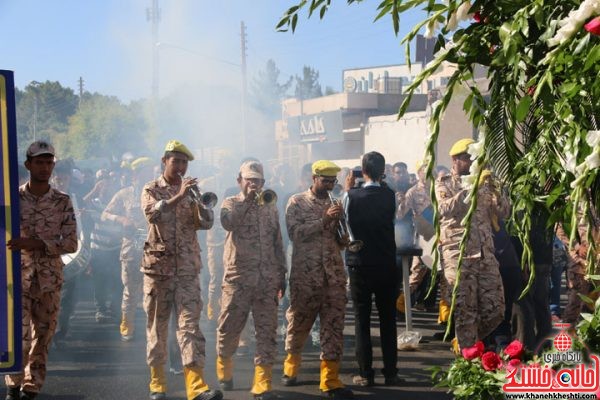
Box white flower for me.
[586,130,600,147]
[563,114,575,124]
[425,19,439,39]
[446,12,459,31]
[563,151,578,174]
[585,150,600,169]
[548,0,600,47]
[456,1,472,22]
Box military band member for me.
[141,140,222,400]
[282,160,354,400]
[215,160,286,400]
[5,141,77,400]
[436,138,508,349]
[102,157,155,341]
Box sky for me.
[0,0,425,102]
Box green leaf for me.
[516,95,532,122]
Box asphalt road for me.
[30,275,453,400]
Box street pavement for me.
[32,275,454,400]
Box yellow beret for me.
[131,157,154,171]
[312,160,341,177]
[449,138,475,156]
[164,140,194,161]
[479,169,492,185]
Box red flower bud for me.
[473,11,482,23]
[461,340,485,360]
[504,340,524,360]
[584,16,600,36]
[481,351,502,371]
[506,358,521,372]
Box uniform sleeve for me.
[102,190,125,223]
[272,207,288,278]
[285,196,323,243]
[435,179,468,219]
[43,196,78,255]
[142,185,170,224]
[491,189,510,220]
[220,197,251,231]
[196,203,214,230]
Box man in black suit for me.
[344,151,401,387]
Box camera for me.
[352,169,363,178]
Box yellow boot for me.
[215,356,233,390]
[438,299,450,324]
[282,353,301,386]
[149,365,167,395]
[396,292,405,313]
[183,365,210,400]
[251,364,272,395]
[120,312,134,339]
[319,360,344,392]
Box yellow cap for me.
[131,157,154,171]
[449,138,475,156]
[311,160,341,177]
[479,169,492,185]
[164,140,194,161]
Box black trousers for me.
[348,265,399,379]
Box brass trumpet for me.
[256,189,277,206]
[180,174,218,209]
[328,184,363,253]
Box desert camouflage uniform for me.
[141,175,213,368]
[285,190,347,361]
[102,185,146,330]
[397,181,432,292]
[5,184,77,394]
[435,171,508,348]
[216,192,286,366]
[556,217,600,325]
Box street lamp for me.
[30,80,41,142]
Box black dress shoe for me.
[192,390,223,400]
[322,387,354,399]
[149,392,166,400]
[5,387,19,400]
[219,379,233,391]
[384,375,405,386]
[281,374,297,386]
[19,392,37,400]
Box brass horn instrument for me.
[327,184,363,253]
[180,174,218,209]
[256,189,277,206]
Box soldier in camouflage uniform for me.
[556,214,600,326]
[141,141,222,400]
[102,157,155,341]
[281,160,353,400]
[5,141,77,400]
[435,138,509,349]
[215,160,287,400]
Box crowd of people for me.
[5,137,599,400]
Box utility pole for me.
[147,0,161,99]
[78,77,84,108]
[240,21,248,154]
[30,81,41,142]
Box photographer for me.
[344,152,401,387]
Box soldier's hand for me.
[577,243,588,259]
[7,237,45,251]
[278,277,287,299]
[327,204,343,220]
[245,189,258,203]
[345,174,355,192]
[178,177,198,198]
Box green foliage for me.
[294,65,323,100]
[431,357,505,400]
[577,287,600,354]
[249,59,292,117]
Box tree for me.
[15,81,78,154]
[249,59,292,117]
[294,65,323,100]
[278,0,600,316]
[58,93,148,160]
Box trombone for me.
[327,184,363,253]
[256,189,277,206]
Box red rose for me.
[473,11,482,23]
[506,358,521,372]
[481,351,502,371]
[504,340,524,360]
[461,341,485,360]
[585,16,600,36]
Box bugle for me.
[256,189,277,206]
[179,174,218,209]
[327,185,363,253]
